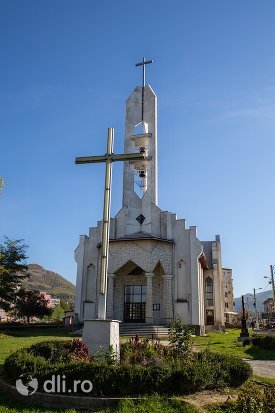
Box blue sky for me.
[1,1,275,297]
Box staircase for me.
[119,323,169,338]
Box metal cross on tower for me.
[136,57,153,122]
[75,128,149,319]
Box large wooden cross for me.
[75,128,148,319]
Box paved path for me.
[243,359,275,379]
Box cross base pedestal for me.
[238,334,250,342]
[82,319,120,361]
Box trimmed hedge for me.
[2,341,253,396]
[243,334,275,352]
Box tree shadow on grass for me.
[0,328,73,339]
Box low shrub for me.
[251,335,275,352]
[2,340,253,396]
[197,350,253,388]
[0,321,63,326]
[242,337,251,346]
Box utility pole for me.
[253,288,259,329]
[246,297,250,321]
[270,265,275,313]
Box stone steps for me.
[119,323,169,337]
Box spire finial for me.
[136,57,153,87]
[135,57,153,121]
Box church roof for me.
[198,252,209,270]
[97,231,174,247]
[201,241,213,268]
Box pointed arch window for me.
[177,260,187,301]
[205,277,213,307]
[85,263,96,302]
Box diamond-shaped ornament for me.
[136,214,145,225]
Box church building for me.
[74,80,228,335]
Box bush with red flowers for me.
[64,339,89,361]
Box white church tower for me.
[74,67,228,335]
[117,84,159,238]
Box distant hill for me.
[21,264,76,304]
[234,290,273,314]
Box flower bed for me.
[2,338,252,396]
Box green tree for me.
[0,177,5,195]
[51,306,65,321]
[0,238,29,311]
[60,299,72,311]
[15,289,52,324]
[168,317,193,357]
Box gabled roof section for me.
[96,231,174,247]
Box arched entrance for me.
[113,260,147,323]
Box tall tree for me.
[51,306,65,321]
[60,299,72,312]
[0,177,4,195]
[0,238,29,311]
[15,289,51,323]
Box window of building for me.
[224,282,228,288]
[124,285,146,303]
[225,292,228,298]
[225,303,229,309]
[153,304,160,311]
[224,271,227,278]
[205,277,214,306]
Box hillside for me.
[21,264,76,304]
[234,290,273,314]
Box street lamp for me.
[253,287,262,329]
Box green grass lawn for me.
[192,328,275,360]
[0,328,73,368]
[252,375,275,384]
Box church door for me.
[124,285,146,323]
[206,309,214,325]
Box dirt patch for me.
[182,389,238,412]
